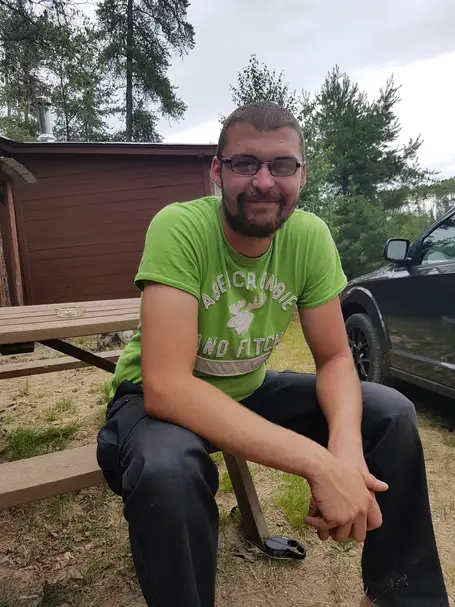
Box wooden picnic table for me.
[0,298,141,372]
[0,297,269,546]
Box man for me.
[97,101,448,606]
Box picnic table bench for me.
[0,298,269,547]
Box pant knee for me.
[122,436,219,508]
[362,382,418,435]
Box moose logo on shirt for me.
[227,293,267,336]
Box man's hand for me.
[306,442,388,543]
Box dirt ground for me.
[0,328,454,606]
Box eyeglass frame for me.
[220,155,303,177]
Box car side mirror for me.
[384,238,410,262]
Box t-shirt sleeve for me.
[135,204,201,300]
[297,217,347,309]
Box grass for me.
[90,380,112,405]
[268,316,315,373]
[46,396,76,421]
[3,425,78,461]
[219,470,234,493]
[16,379,30,398]
[276,472,312,531]
[211,451,224,465]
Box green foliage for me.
[276,473,312,531]
[3,425,77,461]
[219,470,233,493]
[97,0,194,141]
[229,54,299,115]
[1,0,194,142]
[210,451,224,466]
[48,24,114,142]
[300,66,428,200]
[46,397,76,421]
[227,59,454,278]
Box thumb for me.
[365,473,388,492]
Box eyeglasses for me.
[221,155,302,177]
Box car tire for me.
[345,313,384,384]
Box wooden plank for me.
[5,182,24,305]
[0,349,122,379]
[222,452,269,548]
[0,312,139,345]
[0,300,138,324]
[0,444,105,509]
[39,339,117,373]
[0,297,138,319]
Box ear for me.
[300,162,307,189]
[210,156,222,189]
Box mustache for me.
[237,191,285,204]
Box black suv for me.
[341,206,455,400]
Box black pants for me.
[96,371,448,606]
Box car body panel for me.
[341,207,455,399]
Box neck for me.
[221,213,273,258]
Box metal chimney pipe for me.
[36,97,56,142]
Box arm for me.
[299,297,362,450]
[141,281,328,478]
[141,283,378,541]
[299,297,387,540]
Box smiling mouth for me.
[246,199,279,203]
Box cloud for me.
[160,0,455,134]
[161,0,455,177]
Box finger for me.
[330,522,352,543]
[364,473,388,493]
[367,496,383,531]
[350,513,368,543]
[318,527,330,541]
[304,516,333,533]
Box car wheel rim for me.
[347,326,370,381]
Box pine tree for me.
[97,0,194,142]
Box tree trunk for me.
[126,0,133,142]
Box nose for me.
[251,164,275,193]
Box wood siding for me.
[12,154,211,304]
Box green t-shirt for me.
[111,196,347,401]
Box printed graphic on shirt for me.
[195,269,296,377]
[227,293,267,336]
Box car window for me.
[419,214,455,265]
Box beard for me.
[221,187,295,238]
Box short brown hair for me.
[217,101,305,159]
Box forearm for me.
[316,354,363,447]
[143,375,329,481]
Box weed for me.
[444,433,455,448]
[219,470,233,493]
[93,405,107,428]
[211,451,224,466]
[45,397,76,422]
[90,380,112,405]
[276,472,312,531]
[332,539,358,556]
[1,412,14,425]
[17,379,30,398]
[4,425,78,461]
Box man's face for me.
[211,123,306,238]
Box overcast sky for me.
[160,0,455,177]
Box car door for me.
[380,211,455,389]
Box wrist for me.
[302,440,332,483]
[328,424,362,449]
